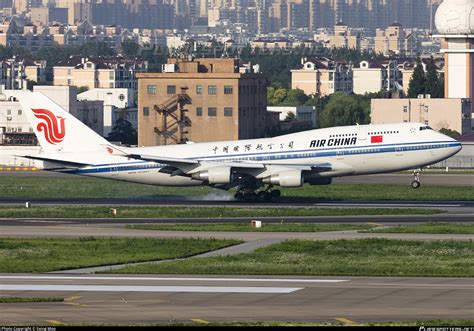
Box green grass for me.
[111,239,474,277]
[0,206,441,218]
[367,223,474,234]
[0,237,240,273]
[125,223,375,232]
[0,176,471,201]
[0,297,64,303]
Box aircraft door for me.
[357,125,367,141]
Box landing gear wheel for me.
[234,192,244,200]
[271,190,281,198]
[243,193,257,202]
[411,169,421,189]
[257,191,272,201]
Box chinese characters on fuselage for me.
[212,141,295,154]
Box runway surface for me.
[0,274,472,324]
[2,170,473,186]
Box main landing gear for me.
[411,170,421,189]
[234,186,281,202]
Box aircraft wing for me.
[124,153,350,177]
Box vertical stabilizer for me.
[8,91,110,153]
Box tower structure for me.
[435,0,474,114]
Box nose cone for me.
[437,131,462,157]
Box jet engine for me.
[191,166,232,184]
[262,170,303,187]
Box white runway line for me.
[0,275,349,283]
[0,284,302,294]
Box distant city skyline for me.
[0,0,443,32]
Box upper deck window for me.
[420,126,433,131]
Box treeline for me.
[268,87,380,128]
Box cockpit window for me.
[419,126,433,131]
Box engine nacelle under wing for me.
[191,166,232,184]
[262,170,303,188]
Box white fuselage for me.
[53,123,462,187]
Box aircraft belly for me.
[87,170,202,187]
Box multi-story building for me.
[374,23,420,56]
[53,56,148,93]
[30,6,68,27]
[353,60,402,95]
[328,22,360,50]
[291,58,353,96]
[0,19,56,49]
[0,58,47,90]
[137,57,268,146]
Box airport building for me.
[78,88,137,137]
[137,57,270,147]
[371,97,472,135]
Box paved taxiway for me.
[0,274,472,324]
[2,224,474,241]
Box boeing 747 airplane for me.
[12,91,462,201]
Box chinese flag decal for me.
[371,135,383,143]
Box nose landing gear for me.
[411,170,421,189]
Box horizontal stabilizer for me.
[19,155,91,168]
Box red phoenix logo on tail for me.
[32,108,66,145]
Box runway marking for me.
[369,283,474,288]
[64,296,82,302]
[191,319,210,324]
[0,275,349,283]
[46,320,66,326]
[0,284,303,294]
[63,295,88,307]
[335,317,356,325]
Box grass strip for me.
[110,239,474,277]
[0,206,441,218]
[0,176,471,201]
[125,223,375,232]
[365,223,474,234]
[0,297,64,303]
[0,237,240,273]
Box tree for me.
[77,86,89,94]
[284,111,297,122]
[121,41,140,57]
[439,128,461,139]
[425,56,444,98]
[407,58,426,98]
[284,89,309,106]
[107,110,138,145]
[319,92,369,128]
